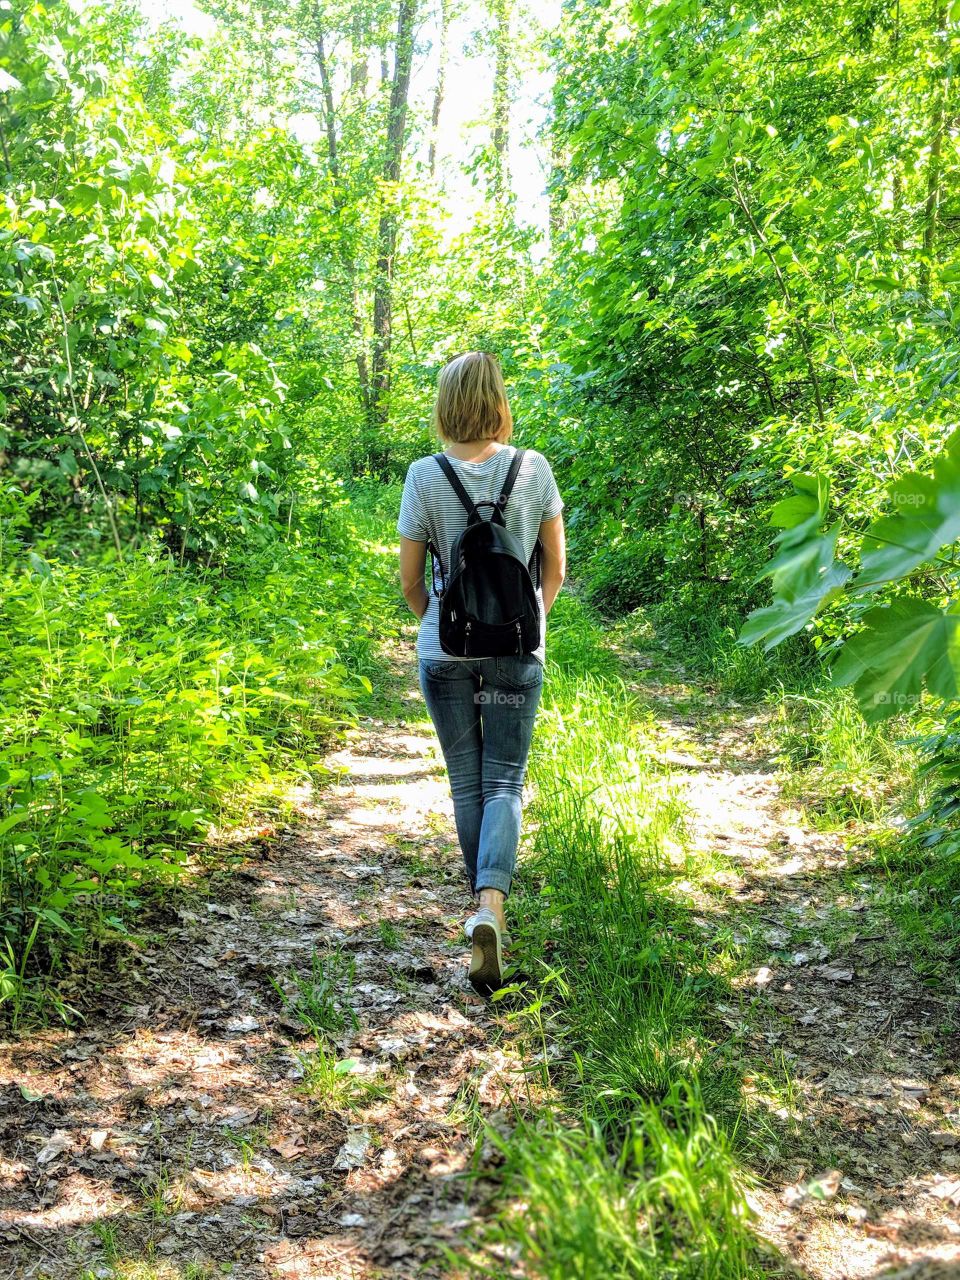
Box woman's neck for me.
[444,438,504,462]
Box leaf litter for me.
[3,637,960,1279]
[0,637,521,1277]
[664,670,960,1280]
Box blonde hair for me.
[432,351,514,444]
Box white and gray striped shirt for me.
[397,444,564,665]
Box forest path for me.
[1,632,517,1279]
[4,621,960,1279]
[623,648,960,1279]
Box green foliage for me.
[0,503,388,1022]
[269,948,360,1038]
[534,0,960,654]
[470,595,763,1275]
[740,448,960,724]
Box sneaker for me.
[468,907,504,995]
[465,912,512,950]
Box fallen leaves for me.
[782,1169,843,1208]
[812,964,855,982]
[790,943,830,966]
[929,1177,960,1206]
[270,1133,308,1160]
[333,1126,371,1171]
[35,1129,72,1165]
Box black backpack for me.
[426,448,542,658]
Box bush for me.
[0,514,393,1024]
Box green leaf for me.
[68,183,99,214]
[830,600,960,722]
[857,430,960,588]
[0,811,28,837]
[28,552,52,579]
[40,907,76,935]
[767,474,830,543]
[740,522,852,650]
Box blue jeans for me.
[418,655,544,897]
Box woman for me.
[397,351,566,994]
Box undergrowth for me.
[460,592,769,1278]
[0,482,401,1027]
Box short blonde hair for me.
[432,352,514,444]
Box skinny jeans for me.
[418,655,544,896]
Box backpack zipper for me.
[515,621,522,654]
[465,620,472,655]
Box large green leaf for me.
[740,521,852,650]
[830,600,960,722]
[857,429,960,588]
[740,474,850,649]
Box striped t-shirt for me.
[397,444,564,665]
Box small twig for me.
[11,1228,60,1261]
[403,299,418,357]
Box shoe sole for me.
[469,922,503,995]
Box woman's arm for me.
[399,536,429,619]
[538,513,566,614]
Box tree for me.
[369,0,418,455]
[428,0,449,176]
[490,0,511,199]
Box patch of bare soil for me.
[639,663,960,1280]
[0,640,519,1278]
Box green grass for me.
[297,1042,392,1111]
[766,687,921,827]
[377,918,403,948]
[461,592,766,1278]
[269,946,359,1038]
[604,600,812,701]
[470,1099,756,1280]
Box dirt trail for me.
[0,639,519,1278]
[634,659,960,1280]
[4,634,960,1279]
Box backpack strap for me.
[433,453,478,518]
[496,447,526,512]
[428,449,530,598]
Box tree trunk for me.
[351,12,367,94]
[491,0,510,197]
[370,0,417,441]
[314,30,371,411]
[428,0,449,177]
[920,1,949,290]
